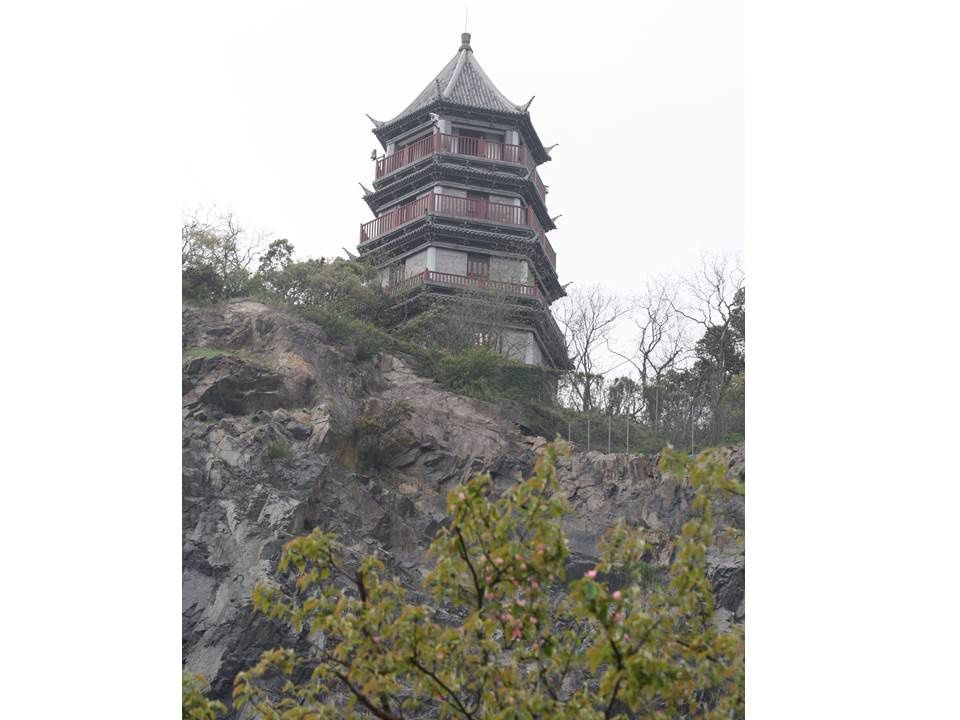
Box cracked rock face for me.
[182,300,744,709]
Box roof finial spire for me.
[460,32,472,51]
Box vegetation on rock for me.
[222,442,744,719]
[349,400,416,471]
[182,213,744,452]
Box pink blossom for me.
[457,492,465,501]
[612,590,622,601]
[614,612,625,623]
[516,598,526,607]
[585,569,597,580]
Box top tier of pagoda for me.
[367,33,553,167]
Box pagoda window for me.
[466,253,489,279]
[473,330,492,348]
[489,193,525,225]
[397,129,433,150]
[452,126,504,160]
[465,190,487,218]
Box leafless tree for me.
[182,210,262,299]
[554,284,626,411]
[607,277,692,428]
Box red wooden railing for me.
[359,194,432,243]
[375,134,437,178]
[524,206,556,269]
[375,132,531,180]
[359,192,557,271]
[540,232,557,271]
[385,270,542,300]
[531,169,547,200]
[360,193,528,242]
[374,133,546,198]
[432,193,528,226]
[435,133,527,166]
[374,133,549,205]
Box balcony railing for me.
[385,270,542,301]
[360,192,557,270]
[436,133,527,166]
[358,194,432,243]
[374,132,547,201]
[375,133,436,178]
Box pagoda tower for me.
[358,32,569,369]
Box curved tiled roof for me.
[384,33,525,125]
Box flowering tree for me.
[183,672,227,719]
[232,443,744,719]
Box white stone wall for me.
[489,255,522,283]
[501,329,541,365]
[528,338,543,365]
[404,249,428,277]
[489,193,521,207]
[435,248,467,275]
[437,185,467,198]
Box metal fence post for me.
[626,421,630,455]
[607,414,612,453]
[567,419,571,444]
[587,418,591,452]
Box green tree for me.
[605,376,644,420]
[258,254,385,320]
[258,238,296,276]
[234,442,743,719]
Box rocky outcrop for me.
[182,300,744,708]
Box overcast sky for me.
[182,0,742,297]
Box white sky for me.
[182,0,742,297]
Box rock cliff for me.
[182,300,744,708]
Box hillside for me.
[182,299,744,709]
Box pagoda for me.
[358,32,569,369]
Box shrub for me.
[350,400,414,471]
[266,441,293,460]
[299,306,435,369]
[436,346,561,403]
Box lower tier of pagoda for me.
[385,269,542,301]
[381,283,569,370]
